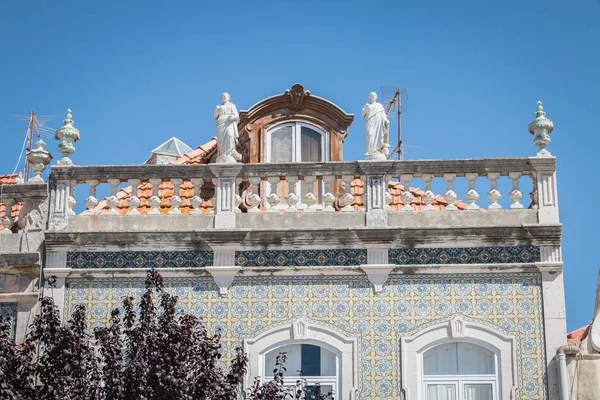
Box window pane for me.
[426,384,457,400]
[457,343,495,375]
[264,345,302,377]
[300,127,322,162]
[424,343,458,375]
[463,384,493,400]
[302,344,321,376]
[271,125,293,162]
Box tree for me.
[0,269,334,399]
[0,270,247,400]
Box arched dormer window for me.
[265,121,327,163]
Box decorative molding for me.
[235,249,367,267]
[360,264,396,293]
[292,318,308,340]
[285,83,311,110]
[205,266,241,296]
[66,251,213,269]
[450,316,466,339]
[389,245,540,265]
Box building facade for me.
[0,84,566,400]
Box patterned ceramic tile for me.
[66,273,545,399]
[236,249,368,267]
[389,246,540,265]
[0,302,17,340]
[67,251,213,269]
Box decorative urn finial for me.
[54,108,80,165]
[26,138,53,183]
[528,101,554,157]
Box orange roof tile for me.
[567,326,588,345]
[0,173,23,222]
[95,139,217,215]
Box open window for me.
[264,343,338,395]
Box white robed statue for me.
[214,92,241,163]
[362,92,390,160]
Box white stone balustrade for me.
[0,183,47,235]
[44,158,556,230]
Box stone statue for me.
[362,92,390,160]
[214,92,241,163]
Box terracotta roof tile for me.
[0,174,18,186]
[95,139,217,215]
[0,173,22,221]
[567,326,588,345]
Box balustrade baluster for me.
[341,176,355,212]
[487,173,502,210]
[285,176,300,212]
[303,176,318,212]
[266,176,280,213]
[148,179,162,215]
[126,179,141,215]
[67,181,77,216]
[422,174,436,212]
[322,176,336,212]
[247,177,262,213]
[168,178,183,215]
[105,179,121,215]
[464,173,480,210]
[1,199,14,234]
[443,173,458,211]
[189,178,203,215]
[400,174,414,211]
[83,180,99,215]
[509,172,524,209]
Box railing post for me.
[47,177,71,231]
[359,161,393,227]
[529,156,559,224]
[210,164,243,229]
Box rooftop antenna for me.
[381,87,408,160]
[12,111,55,180]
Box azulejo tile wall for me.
[67,251,213,269]
[0,302,17,340]
[66,273,545,399]
[235,249,367,267]
[389,245,540,265]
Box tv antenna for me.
[12,111,55,180]
[381,87,408,160]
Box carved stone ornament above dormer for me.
[285,83,311,110]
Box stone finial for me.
[54,108,80,165]
[528,101,554,157]
[26,139,53,183]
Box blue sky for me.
[1,1,598,331]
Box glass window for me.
[270,125,294,163]
[422,342,497,400]
[263,344,337,396]
[300,126,322,162]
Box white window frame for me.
[243,319,358,400]
[400,318,517,400]
[263,343,339,396]
[421,342,499,400]
[264,121,329,163]
[263,121,329,210]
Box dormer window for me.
[265,122,327,163]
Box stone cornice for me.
[44,224,561,251]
